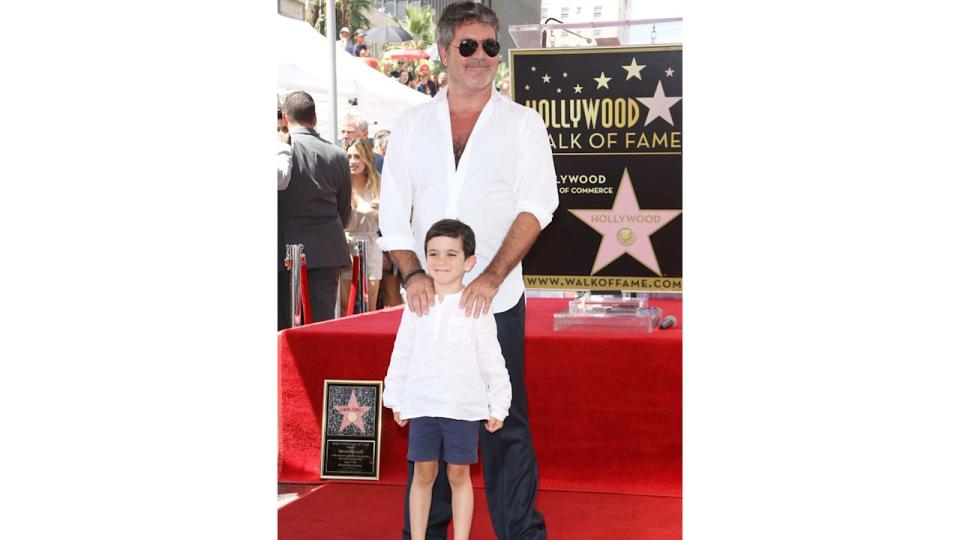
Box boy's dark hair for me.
[282,91,316,124]
[425,219,476,258]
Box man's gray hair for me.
[344,111,369,134]
[372,129,391,152]
[436,1,499,50]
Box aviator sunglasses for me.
[458,38,500,58]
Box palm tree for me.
[309,0,372,36]
[305,0,320,28]
[400,4,436,49]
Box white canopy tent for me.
[276,14,429,137]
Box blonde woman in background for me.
[340,139,383,316]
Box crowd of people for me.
[278,3,556,539]
[336,22,453,97]
[337,26,369,57]
[382,59,445,96]
[278,102,402,324]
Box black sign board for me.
[511,46,683,292]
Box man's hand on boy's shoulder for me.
[393,411,407,427]
[460,272,499,318]
[405,272,435,316]
[485,418,503,433]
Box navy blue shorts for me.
[407,417,481,465]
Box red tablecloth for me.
[279,298,681,497]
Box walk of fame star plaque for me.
[319,380,383,480]
[510,45,682,293]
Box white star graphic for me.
[621,58,646,81]
[542,73,551,83]
[562,72,568,78]
[636,80,682,126]
[665,67,675,77]
[573,84,583,94]
[594,72,611,90]
[531,66,537,72]
[524,84,530,91]
[556,87,562,93]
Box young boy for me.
[383,219,512,540]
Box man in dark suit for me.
[278,91,352,329]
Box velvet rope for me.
[299,256,311,324]
[353,251,366,314]
[346,255,359,316]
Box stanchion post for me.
[334,270,342,319]
[355,239,368,314]
[285,243,304,328]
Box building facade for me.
[278,0,306,21]
[540,0,628,47]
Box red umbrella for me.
[383,47,430,60]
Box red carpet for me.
[279,297,682,537]
[278,483,681,540]
[279,298,681,496]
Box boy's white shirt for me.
[383,291,512,421]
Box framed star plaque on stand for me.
[319,380,383,480]
[508,25,682,297]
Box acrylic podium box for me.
[553,294,662,333]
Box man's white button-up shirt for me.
[377,86,559,314]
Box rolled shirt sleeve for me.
[334,153,352,230]
[277,142,292,191]
[377,114,417,253]
[513,110,560,230]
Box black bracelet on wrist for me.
[401,268,426,289]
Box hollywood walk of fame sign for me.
[510,45,682,292]
[320,380,383,480]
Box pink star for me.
[333,390,371,433]
[568,168,681,276]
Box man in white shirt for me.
[378,3,558,539]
